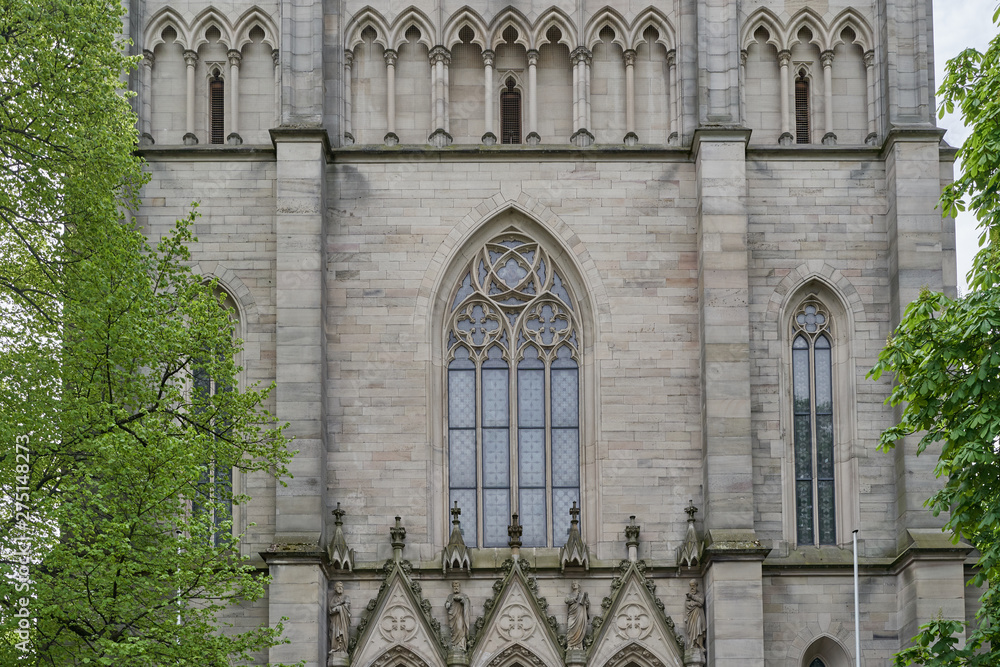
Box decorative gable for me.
[351,562,447,667]
[587,563,684,667]
[469,559,564,667]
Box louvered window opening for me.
[795,76,810,144]
[210,77,225,145]
[500,79,522,145]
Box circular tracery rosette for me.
[477,237,545,309]
[518,299,573,350]
[451,300,505,351]
[792,298,830,339]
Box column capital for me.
[570,46,592,65]
[482,49,495,67]
[739,49,748,67]
[623,49,636,67]
[526,49,539,66]
[142,49,154,67]
[227,49,242,68]
[429,45,451,65]
[820,50,835,68]
[344,50,354,67]
[183,50,198,67]
[666,48,676,67]
[777,50,792,67]
[863,49,875,68]
[383,49,397,67]
[272,48,280,67]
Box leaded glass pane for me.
[817,480,836,544]
[450,489,477,546]
[483,429,510,487]
[452,272,474,310]
[551,368,578,427]
[551,429,579,487]
[448,369,475,429]
[815,342,832,414]
[482,351,509,428]
[484,489,510,547]
[552,487,579,543]
[449,430,477,488]
[551,272,572,309]
[518,367,544,428]
[519,488,547,547]
[792,344,810,413]
[518,430,545,488]
[793,415,813,479]
[816,414,834,479]
[796,480,814,545]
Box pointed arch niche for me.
[780,280,859,548]
[431,209,597,551]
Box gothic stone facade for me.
[126,0,972,665]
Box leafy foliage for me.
[869,9,1000,665]
[0,1,294,664]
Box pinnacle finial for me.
[390,516,406,561]
[508,513,523,554]
[569,501,580,526]
[451,501,462,525]
[685,500,698,522]
[333,502,345,526]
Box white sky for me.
[934,0,996,292]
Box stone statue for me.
[565,580,590,650]
[328,581,351,655]
[684,579,705,651]
[445,581,471,651]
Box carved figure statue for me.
[328,581,351,655]
[565,580,590,650]
[445,581,471,651]
[684,579,706,650]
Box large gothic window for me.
[447,233,581,548]
[791,299,835,545]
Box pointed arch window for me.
[447,233,580,547]
[791,299,835,545]
[795,71,810,144]
[209,70,225,144]
[500,78,522,144]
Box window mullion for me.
[544,355,553,546]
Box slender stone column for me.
[384,49,398,145]
[272,49,280,126]
[227,49,242,144]
[482,50,496,144]
[570,47,593,146]
[443,52,451,134]
[667,49,678,144]
[623,49,637,144]
[571,50,580,131]
[864,50,877,144]
[140,50,154,145]
[343,50,354,144]
[428,47,452,147]
[821,50,836,144]
[183,49,198,144]
[778,50,792,145]
[584,52,592,130]
[738,49,747,125]
[526,50,540,144]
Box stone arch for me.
[443,7,489,51]
[531,7,575,49]
[796,633,855,667]
[232,6,278,51]
[603,642,669,667]
[777,272,862,547]
[190,6,235,50]
[346,6,391,52]
[585,7,630,52]
[786,8,826,51]
[490,8,533,51]
[190,262,260,330]
[740,7,783,52]
[484,643,547,667]
[144,6,190,50]
[388,7,436,51]
[829,8,874,53]
[419,194,608,547]
[366,645,434,667]
[629,7,675,51]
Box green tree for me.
[0,1,294,664]
[869,9,1000,666]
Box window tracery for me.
[791,298,835,545]
[447,232,581,547]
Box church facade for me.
[125,0,972,665]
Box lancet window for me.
[791,298,835,545]
[446,233,581,548]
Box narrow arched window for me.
[795,72,810,144]
[447,233,581,547]
[192,360,234,545]
[500,78,522,144]
[209,71,225,144]
[792,299,835,545]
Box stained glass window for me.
[791,299,836,546]
[447,233,581,547]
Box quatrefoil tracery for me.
[792,298,831,340]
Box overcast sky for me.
[934,0,995,291]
